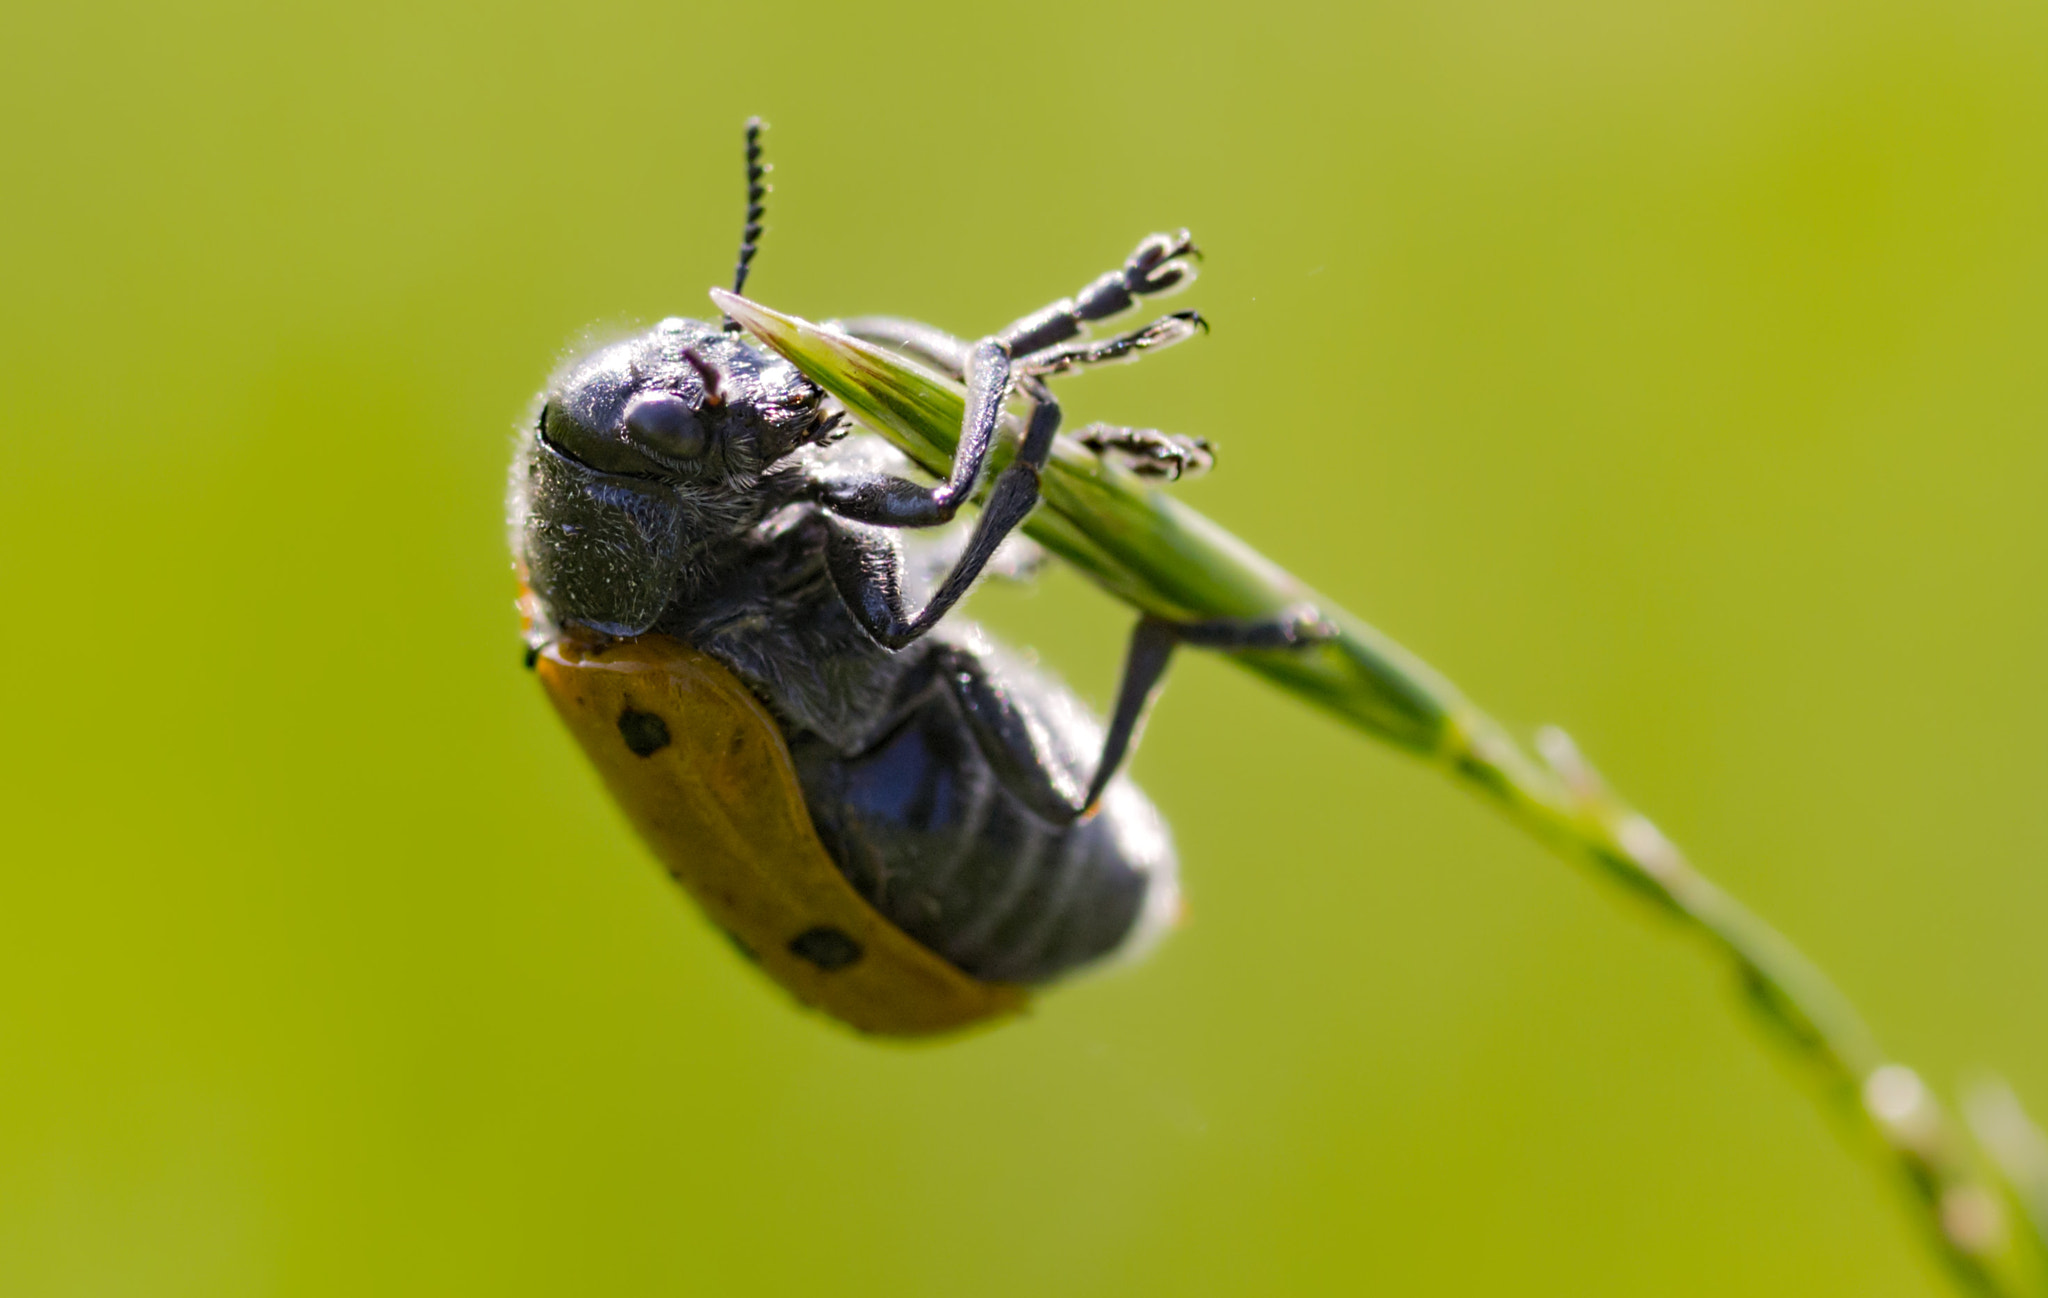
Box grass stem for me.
[718,290,2048,1295]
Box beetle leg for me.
[903,522,1045,591]
[839,234,1203,376]
[836,310,1205,383]
[830,317,974,378]
[1074,423,1214,481]
[837,322,1215,485]
[1001,230,1201,357]
[914,640,1097,825]
[1018,311,1206,377]
[814,375,1063,649]
[939,606,1335,824]
[807,338,1016,529]
[1168,605,1338,651]
[1072,606,1337,814]
[807,231,1203,650]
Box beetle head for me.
[514,317,837,641]
[538,317,832,486]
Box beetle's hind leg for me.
[942,605,1335,824]
[1073,607,1335,814]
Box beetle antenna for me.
[722,118,769,332]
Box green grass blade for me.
[713,289,1453,753]
[715,287,2048,1297]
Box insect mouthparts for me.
[677,345,725,408]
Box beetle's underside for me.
[513,124,1327,1033]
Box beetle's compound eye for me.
[623,391,708,461]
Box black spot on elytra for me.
[617,707,671,757]
[788,926,863,971]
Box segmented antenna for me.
[721,118,768,331]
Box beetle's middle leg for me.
[1074,423,1214,481]
[810,357,1062,649]
[901,522,1046,592]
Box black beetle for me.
[512,122,1328,1033]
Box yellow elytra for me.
[534,627,1027,1036]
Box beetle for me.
[512,122,1329,1035]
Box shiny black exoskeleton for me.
[511,123,1326,983]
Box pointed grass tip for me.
[709,289,785,345]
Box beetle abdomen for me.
[790,663,1181,986]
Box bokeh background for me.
[5,0,2047,1293]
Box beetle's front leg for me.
[835,235,1205,380]
[838,229,1204,383]
[1002,230,1201,357]
[1017,312,1206,378]
[812,231,1209,651]
[838,308,1205,384]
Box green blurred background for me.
[4,0,2045,1293]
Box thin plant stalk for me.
[716,290,2048,1297]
